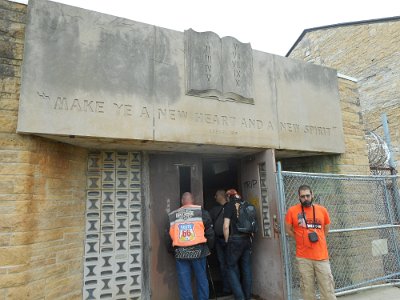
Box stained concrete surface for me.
[337,286,400,300]
[210,285,400,300]
[18,0,345,154]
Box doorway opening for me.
[203,158,240,211]
[179,165,192,198]
[202,157,240,297]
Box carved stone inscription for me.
[221,37,253,103]
[37,92,105,113]
[185,30,222,96]
[35,91,343,142]
[36,91,276,140]
[280,122,337,136]
[185,29,254,104]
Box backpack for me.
[235,200,258,234]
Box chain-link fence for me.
[276,166,400,300]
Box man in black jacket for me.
[223,189,253,300]
[209,189,231,296]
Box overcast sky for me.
[16,0,400,56]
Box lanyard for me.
[301,205,315,229]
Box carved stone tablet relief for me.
[221,36,254,103]
[185,29,254,104]
[185,29,222,98]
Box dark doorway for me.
[179,166,192,198]
[149,154,203,300]
[202,158,240,297]
[203,158,240,211]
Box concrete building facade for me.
[0,0,373,299]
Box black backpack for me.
[235,200,258,234]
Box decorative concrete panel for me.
[84,151,142,300]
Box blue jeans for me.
[176,257,209,300]
[226,236,252,300]
[215,237,231,293]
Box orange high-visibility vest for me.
[169,205,207,247]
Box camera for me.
[308,231,318,243]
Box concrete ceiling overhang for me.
[35,133,337,159]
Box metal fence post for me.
[276,161,292,300]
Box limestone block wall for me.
[0,1,87,299]
[281,78,370,175]
[363,102,400,166]
[288,19,400,166]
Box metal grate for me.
[277,168,400,300]
[84,151,142,300]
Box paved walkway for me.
[337,286,400,300]
[210,285,400,299]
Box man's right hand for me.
[284,222,295,238]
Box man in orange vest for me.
[168,192,215,300]
[285,185,337,300]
